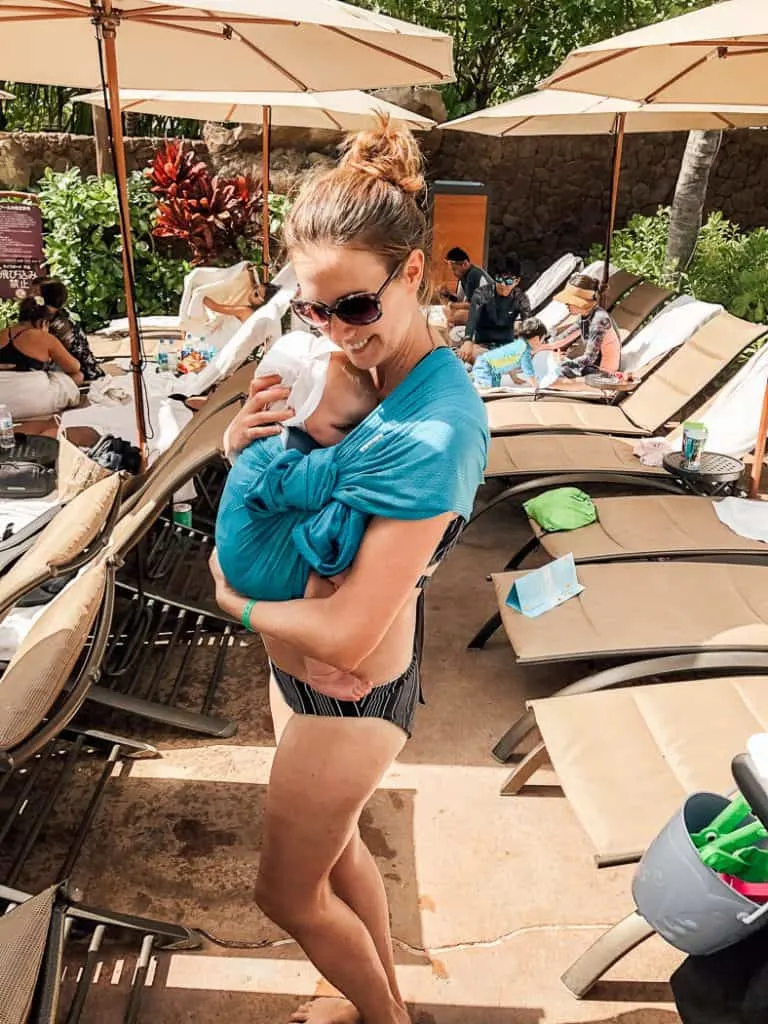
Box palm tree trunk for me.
[664,129,722,284]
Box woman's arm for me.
[46,336,83,383]
[212,512,453,671]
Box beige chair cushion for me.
[0,473,120,617]
[493,561,768,663]
[622,311,765,431]
[0,561,106,751]
[536,494,766,561]
[0,885,58,1024]
[531,676,768,861]
[611,282,672,338]
[485,396,643,436]
[484,433,664,479]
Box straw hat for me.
[554,279,599,311]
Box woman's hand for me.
[225,373,295,457]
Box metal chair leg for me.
[561,911,655,999]
[88,685,237,738]
[500,741,548,795]
[492,708,537,763]
[468,611,502,649]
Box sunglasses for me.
[495,275,519,286]
[290,261,404,329]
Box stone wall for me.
[427,127,768,274]
[2,124,768,278]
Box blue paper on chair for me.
[505,553,584,618]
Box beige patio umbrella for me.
[76,88,436,277]
[542,0,768,104]
[443,88,768,293]
[541,0,768,496]
[0,0,453,455]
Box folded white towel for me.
[714,497,768,543]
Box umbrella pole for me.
[262,105,271,282]
[749,383,768,498]
[100,12,148,458]
[601,112,626,305]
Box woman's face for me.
[291,244,424,372]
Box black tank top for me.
[0,328,47,372]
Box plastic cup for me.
[682,421,708,470]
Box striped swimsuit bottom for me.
[269,517,465,738]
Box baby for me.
[471,316,548,390]
[215,331,379,697]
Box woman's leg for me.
[256,713,408,1024]
[269,678,404,1009]
[329,828,404,1006]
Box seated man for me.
[540,273,621,377]
[438,246,494,331]
[459,256,532,365]
[471,317,546,390]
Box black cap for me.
[445,247,470,263]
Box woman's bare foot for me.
[289,998,360,1023]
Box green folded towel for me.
[524,487,598,532]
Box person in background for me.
[471,316,546,390]
[540,273,621,378]
[0,297,83,385]
[39,279,104,381]
[459,255,532,365]
[438,246,494,330]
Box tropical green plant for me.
[0,301,18,330]
[592,207,768,324]
[37,166,190,331]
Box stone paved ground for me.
[53,483,683,1023]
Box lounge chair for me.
[521,493,768,567]
[525,253,582,313]
[611,280,673,340]
[603,269,640,309]
[480,295,721,403]
[485,312,765,435]
[475,328,768,524]
[490,654,768,997]
[0,881,196,1024]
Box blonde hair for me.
[283,114,430,300]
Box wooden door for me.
[430,191,489,296]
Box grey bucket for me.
[632,792,768,956]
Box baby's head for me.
[256,331,378,447]
[304,352,378,446]
[516,316,548,352]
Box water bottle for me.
[0,405,15,451]
[157,337,169,371]
[182,332,194,360]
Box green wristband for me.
[241,598,257,632]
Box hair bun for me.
[341,113,425,196]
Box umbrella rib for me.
[645,51,714,103]
[122,10,297,25]
[547,47,633,87]
[224,103,237,121]
[128,9,309,90]
[713,113,736,129]
[500,116,533,136]
[319,107,344,130]
[0,9,82,18]
[325,25,448,80]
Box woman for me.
[210,118,488,1024]
[39,278,104,381]
[542,272,621,377]
[0,297,83,385]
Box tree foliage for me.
[354,0,715,115]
